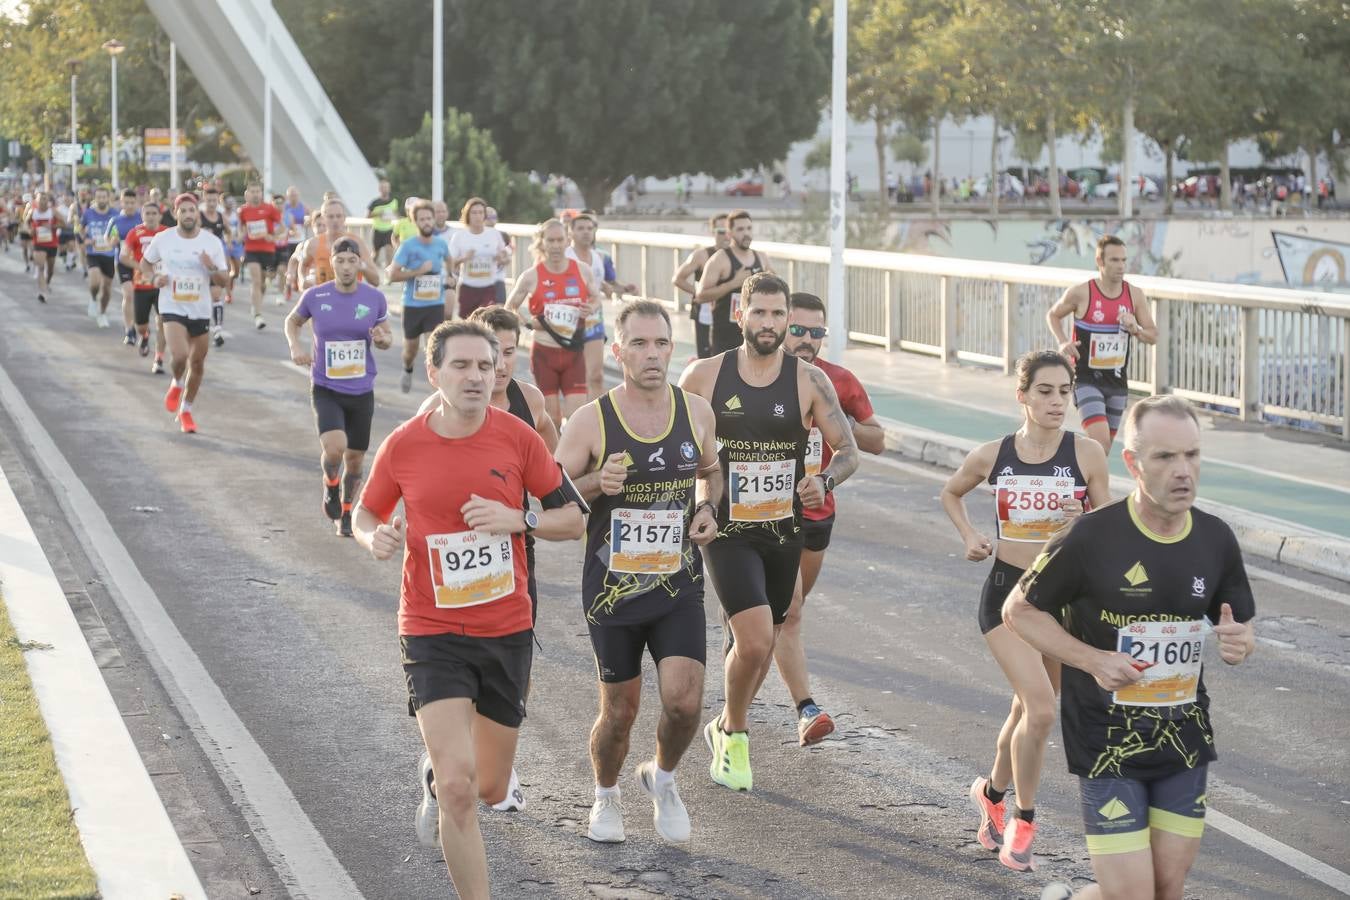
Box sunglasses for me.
[714,228,728,234]
[788,324,828,339]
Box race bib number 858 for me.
[427,531,514,608]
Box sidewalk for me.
[0,462,206,898]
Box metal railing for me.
[345,218,1350,439]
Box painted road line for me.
[1207,810,1350,896]
[1247,564,1350,610]
[0,466,206,900]
[0,361,365,900]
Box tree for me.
[384,109,552,222]
[441,0,828,210]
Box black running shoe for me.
[323,482,341,520]
[337,511,353,538]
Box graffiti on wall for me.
[1271,231,1350,288]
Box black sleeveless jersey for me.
[200,210,227,242]
[987,431,1088,545]
[582,386,704,625]
[711,351,807,544]
[710,248,762,350]
[505,379,534,430]
[688,244,717,321]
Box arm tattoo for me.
[805,365,859,484]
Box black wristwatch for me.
[819,473,836,494]
[523,510,539,534]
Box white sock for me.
[172,378,184,388]
[652,765,675,789]
[595,784,620,800]
[181,400,192,412]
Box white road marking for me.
[1207,810,1350,896]
[0,361,364,900]
[1247,564,1350,609]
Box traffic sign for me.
[82,143,94,165]
[144,128,188,173]
[52,142,81,165]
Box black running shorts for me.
[401,629,533,728]
[87,255,115,278]
[244,249,276,271]
[311,384,375,451]
[133,288,159,326]
[979,558,1026,635]
[402,304,445,340]
[702,534,803,625]
[160,313,209,338]
[587,596,706,683]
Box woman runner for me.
[940,350,1110,872]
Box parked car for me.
[1093,175,1161,200]
[725,178,764,197]
[971,172,1026,199]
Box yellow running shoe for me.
[704,716,753,792]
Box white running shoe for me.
[254,314,266,330]
[86,299,98,318]
[489,768,525,812]
[96,313,109,329]
[1040,884,1073,900]
[636,761,690,843]
[586,791,625,843]
[414,752,439,847]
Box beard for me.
[744,325,784,356]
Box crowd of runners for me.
[4,176,1258,899]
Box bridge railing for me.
[345,218,1350,439]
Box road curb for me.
[872,416,1350,584]
[0,463,206,899]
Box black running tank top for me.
[505,379,534,430]
[711,351,806,543]
[987,431,1087,544]
[582,386,704,625]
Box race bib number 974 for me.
[729,458,795,522]
[609,508,683,574]
[427,531,515,608]
[1089,331,1128,370]
[1113,620,1206,707]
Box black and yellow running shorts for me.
[1079,764,1207,856]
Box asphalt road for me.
[1,251,1347,899]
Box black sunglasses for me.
[788,324,828,339]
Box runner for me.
[79,185,119,328]
[448,197,510,319]
[277,185,307,300]
[769,291,887,746]
[1003,395,1256,899]
[677,272,858,792]
[387,200,454,394]
[940,350,1110,871]
[138,192,231,433]
[288,197,381,291]
[285,237,392,537]
[504,218,600,426]
[484,207,511,305]
[122,200,169,372]
[695,210,776,356]
[353,320,585,900]
[391,196,422,252]
[1046,235,1158,454]
[27,190,63,304]
[672,214,731,360]
[431,200,451,238]
[113,188,143,345]
[367,178,398,267]
[552,300,720,844]
[60,192,82,273]
[224,196,243,291]
[271,193,291,304]
[198,187,233,347]
[565,211,636,401]
[17,192,33,273]
[238,181,283,330]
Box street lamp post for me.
[66,59,79,194]
[169,42,178,191]
[431,0,443,203]
[102,40,125,191]
[826,0,847,362]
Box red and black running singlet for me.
[1072,279,1135,388]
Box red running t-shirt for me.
[238,203,281,253]
[804,357,874,522]
[125,223,168,288]
[360,406,563,638]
